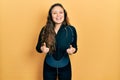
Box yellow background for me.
[1,0,120,80]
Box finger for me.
[43,42,46,47]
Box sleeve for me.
[36,27,45,53]
[70,26,78,53]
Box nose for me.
[56,13,60,17]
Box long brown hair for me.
[41,3,70,53]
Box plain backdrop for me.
[0,0,120,80]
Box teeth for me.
[56,18,61,20]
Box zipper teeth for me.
[57,65,58,75]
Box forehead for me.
[51,6,64,12]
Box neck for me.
[55,23,62,28]
[54,23,62,34]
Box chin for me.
[55,21,64,24]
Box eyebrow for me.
[52,10,64,12]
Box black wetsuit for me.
[36,24,77,80]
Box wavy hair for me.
[41,3,70,53]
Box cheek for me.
[61,14,64,17]
[52,16,56,21]
[52,15,56,19]
[61,14,65,20]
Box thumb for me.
[43,42,46,47]
[70,45,72,48]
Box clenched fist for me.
[66,45,76,55]
[41,42,49,54]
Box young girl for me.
[36,3,78,80]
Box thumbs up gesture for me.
[41,42,49,54]
[66,45,76,55]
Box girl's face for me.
[51,6,64,24]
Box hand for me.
[41,42,49,54]
[66,45,76,55]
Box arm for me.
[36,27,45,53]
[66,26,78,55]
[71,26,78,53]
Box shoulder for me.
[38,26,46,36]
[66,25,77,31]
[41,26,45,31]
[40,26,46,33]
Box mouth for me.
[56,17,63,20]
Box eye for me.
[52,12,57,15]
[59,11,63,14]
